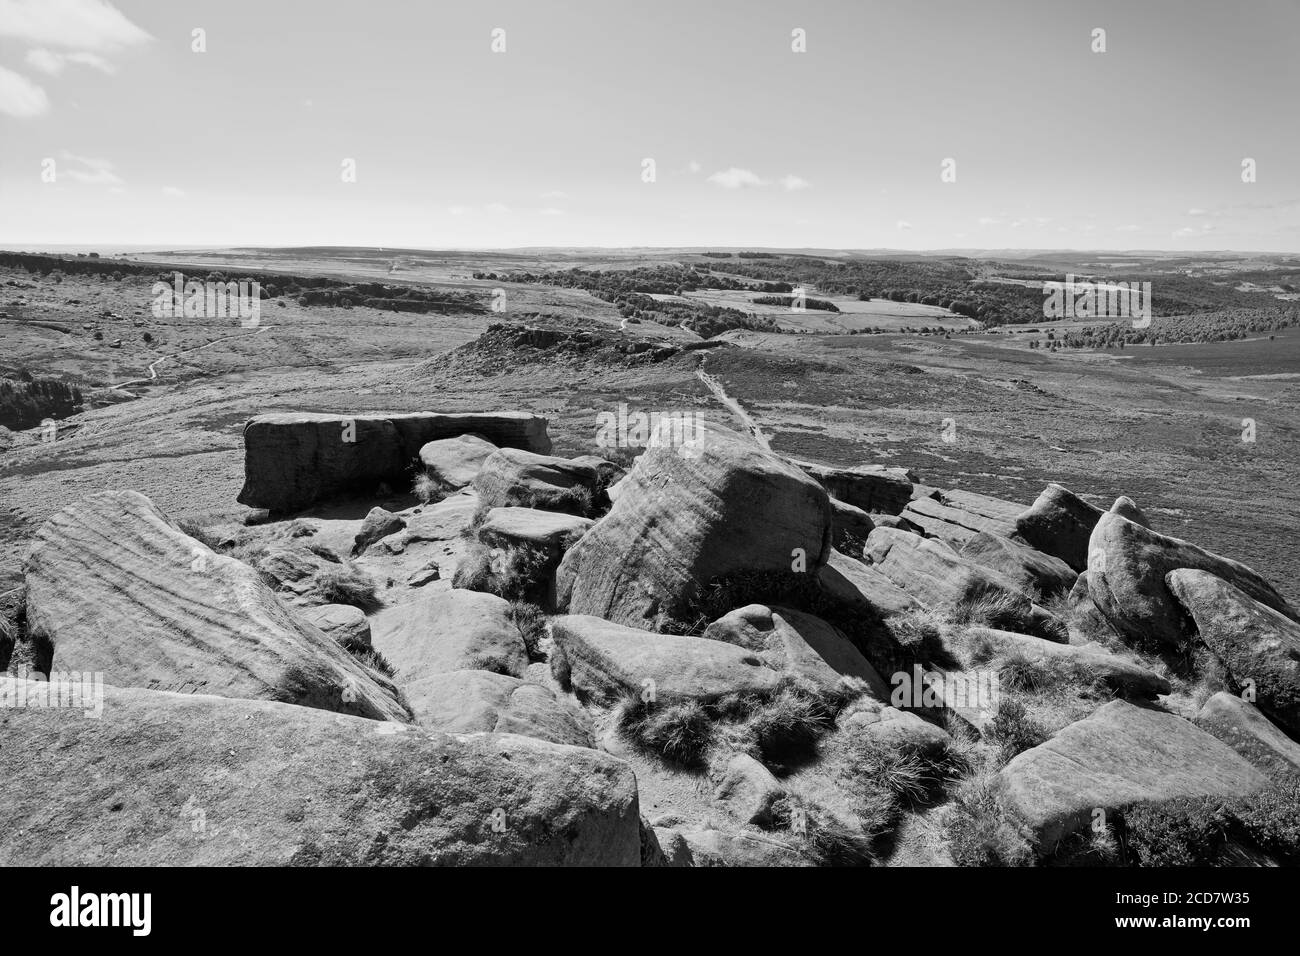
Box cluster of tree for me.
[0,372,84,430]
[1031,309,1299,350]
[700,252,733,259]
[612,292,779,338]
[752,294,840,312]
[490,265,783,297]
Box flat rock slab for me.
[996,700,1267,851]
[551,614,781,704]
[1088,513,1296,648]
[22,491,407,721]
[962,627,1170,698]
[793,460,914,515]
[474,448,603,512]
[0,683,639,866]
[371,588,528,680]
[403,669,592,748]
[1196,692,1300,779]
[959,531,1077,601]
[863,527,1035,611]
[478,507,594,553]
[238,412,551,513]
[419,433,498,491]
[1168,568,1300,737]
[901,496,1017,547]
[817,548,919,620]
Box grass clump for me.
[314,563,381,611]
[948,581,1035,633]
[942,772,1034,866]
[986,697,1050,763]
[412,471,445,505]
[616,696,714,769]
[452,541,553,603]
[766,792,876,867]
[728,674,866,772]
[350,646,396,678]
[508,600,549,662]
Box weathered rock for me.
[829,497,875,551]
[837,699,953,759]
[474,448,604,513]
[1012,483,1105,572]
[21,491,407,721]
[0,683,639,865]
[863,527,1035,613]
[371,588,528,680]
[1109,495,1151,528]
[1196,692,1300,778]
[793,460,914,515]
[403,669,592,747]
[418,433,498,491]
[817,548,919,619]
[963,627,1170,698]
[255,545,340,596]
[711,752,784,825]
[1088,514,1296,648]
[405,563,441,588]
[557,424,833,629]
[996,700,1267,850]
[942,489,1026,525]
[901,495,1018,547]
[478,507,593,555]
[352,506,405,556]
[1061,570,1120,645]
[665,826,810,867]
[405,494,478,542]
[238,411,552,513]
[703,604,888,699]
[551,614,781,704]
[959,531,1077,601]
[300,603,371,652]
[1167,569,1300,735]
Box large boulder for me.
[551,614,781,704]
[1012,483,1105,572]
[1088,514,1296,648]
[829,497,875,551]
[0,683,639,866]
[1195,692,1300,778]
[703,604,888,699]
[996,700,1267,850]
[238,412,551,513]
[21,491,407,721]
[792,460,914,515]
[710,752,784,825]
[959,531,1077,601]
[557,424,833,629]
[900,494,1019,548]
[418,433,498,491]
[816,548,919,620]
[403,669,592,748]
[474,448,605,513]
[300,603,371,652]
[1167,568,1300,736]
[862,527,1036,613]
[371,588,528,680]
[352,506,405,556]
[478,507,593,556]
[1061,570,1120,645]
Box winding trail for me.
[113,324,274,389]
[695,353,771,451]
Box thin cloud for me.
[0,64,48,117]
[1115,224,1140,232]
[540,190,568,200]
[707,167,764,189]
[57,150,122,185]
[780,174,810,191]
[26,48,115,75]
[687,160,701,174]
[162,186,185,197]
[538,207,564,216]
[0,0,152,52]
[896,220,912,230]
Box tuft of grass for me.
[986,697,1050,763]
[314,563,381,611]
[412,472,445,505]
[452,541,553,603]
[732,674,864,772]
[884,607,950,669]
[942,772,1034,866]
[1120,797,1227,867]
[350,646,395,678]
[508,600,548,662]
[766,792,876,867]
[948,581,1034,633]
[617,696,714,769]
[463,652,519,676]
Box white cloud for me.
[1187,208,1206,216]
[484,202,510,215]
[1115,224,1140,232]
[0,0,151,52]
[896,220,912,230]
[162,186,185,197]
[538,207,564,216]
[977,216,1002,226]
[447,205,470,216]
[707,167,764,189]
[540,190,568,200]
[57,150,122,185]
[1173,222,1214,238]
[780,174,810,191]
[687,160,701,174]
[0,64,48,117]
[25,47,114,74]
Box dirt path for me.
[113,324,274,388]
[695,353,771,450]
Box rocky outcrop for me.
[22,491,407,721]
[1087,514,1296,648]
[418,433,498,491]
[829,497,875,551]
[996,700,1267,850]
[711,752,784,825]
[238,412,551,513]
[703,604,888,699]
[1109,496,1151,528]
[478,507,593,555]
[959,531,1077,601]
[0,683,639,865]
[1168,569,1300,736]
[1195,692,1300,778]
[473,448,605,513]
[900,494,1019,547]
[793,461,914,515]
[1012,483,1105,572]
[300,603,371,652]
[962,627,1170,698]
[551,614,781,704]
[352,506,405,556]
[371,588,528,680]
[816,548,919,619]
[403,669,593,748]
[862,528,1037,614]
[557,424,833,629]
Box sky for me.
[1,0,1298,251]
